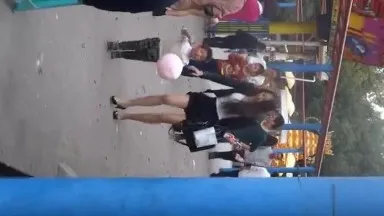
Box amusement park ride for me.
[2,1,383,216]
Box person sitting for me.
[209,135,281,164]
[210,165,271,178]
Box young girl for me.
[188,53,270,87]
[108,28,213,64]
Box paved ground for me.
[0,2,213,177]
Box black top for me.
[232,30,265,50]
[215,117,267,152]
[199,73,272,151]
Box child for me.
[107,28,212,63]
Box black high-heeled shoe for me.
[112,110,119,120]
[110,96,126,110]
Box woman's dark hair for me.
[253,87,278,98]
[222,89,278,118]
[262,135,278,147]
[202,44,213,61]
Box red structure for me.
[314,0,354,175]
[352,0,384,17]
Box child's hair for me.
[202,44,213,61]
[271,113,285,129]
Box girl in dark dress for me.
[110,71,278,125]
[110,74,284,152]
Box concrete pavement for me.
[0,3,215,177]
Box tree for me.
[305,61,384,176]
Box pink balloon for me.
[156,53,184,80]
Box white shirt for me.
[238,166,271,178]
[243,146,273,167]
[246,75,265,86]
[260,120,272,133]
[214,93,246,120]
[170,36,192,65]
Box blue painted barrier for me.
[0,178,383,216]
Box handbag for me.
[169,121,223,152]
[193,127,218,148]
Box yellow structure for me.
[215,21,317,35]
[269,22,317,34]
[272,130,334,167]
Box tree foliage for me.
[305,61,384,176]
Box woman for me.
[110,70,284,152]
[82,0,179,13]
[110,87,277,124]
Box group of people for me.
[84,0,285,178]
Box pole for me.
[268,63,334,73]
[281,123,322,131]
[0,178,383,216]
[277,2,297,8]
[215,21,316,35]
[281,76,316,83]
[267,166,315,174]
[273,148,303,154]
[261,40,321,47]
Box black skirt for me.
[83,0,178,13]
[185,92,219,124]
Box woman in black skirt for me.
[110,71,285,152]
[82,0,179,13]
[110,81,278,125]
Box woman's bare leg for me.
[114,111,185,125]
[113,94,189,109]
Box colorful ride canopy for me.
[333,0,384,66]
